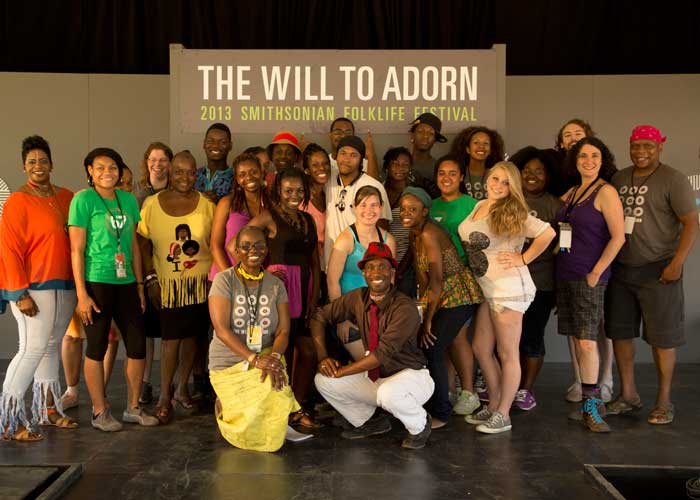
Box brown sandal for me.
[2,427,44,442]
[155,404,173,425]
[40,407,78,429]
[648,403,674,425]
[289,409,323,429]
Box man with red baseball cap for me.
[310,242,434,449]
[605,125,698,425]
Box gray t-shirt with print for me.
[208,268,288,371]
[524,193,563,291]
[612,164,696,267]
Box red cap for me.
[357,242,398,270]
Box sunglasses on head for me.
[336,188,347,212]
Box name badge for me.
[624,216,636,235]
[559,222,572,251]
[246,325,263,352]
[115,252,127,278]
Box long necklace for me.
[243,193,263,217]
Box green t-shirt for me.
[68,188,141,284]
[430,194,478,263]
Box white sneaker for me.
[453,390,480,415]
[565,382,582,403]
[600,382,613,403]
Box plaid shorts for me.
[556,279,607,341]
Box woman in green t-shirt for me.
[68,147,158,432]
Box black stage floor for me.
[1,361,698,499]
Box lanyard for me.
[94,189,125,249]
[242,275,264,328]
[563,177,599,223]
[628,165,659,210]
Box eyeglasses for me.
[336,188,347,212]
[331,128,353,137]
[238,242,267,252]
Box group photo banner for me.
[170,44,506,135]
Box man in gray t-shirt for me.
[605,125,698,425]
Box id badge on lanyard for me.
[559,222,572,251]
[115,251,127,278]
[246,324,263,352]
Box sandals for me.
[2,426,44,442]
[172,396,194,411]
[40,407,78,429]
[648,403,674,425]
[155,404,173,425]
[289,409,323,430]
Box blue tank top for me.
[339,224,385,295]
[555,184,612,281]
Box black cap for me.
[410,113,447,143]
[337,135,366,159]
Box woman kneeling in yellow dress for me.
[208,225,299,452]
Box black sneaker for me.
[402,414,432,449]
[340,413,391,439]
[138,382,153,405]
[332,412,354,431]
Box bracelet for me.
[247,353,257,363]
[145,273,158,283]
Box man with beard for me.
[324,135,391,270]
[311,243,434,449]
[327,117,379,180]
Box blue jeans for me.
[423,303,476,421]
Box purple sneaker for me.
[513,389,536,411]
[475,373,489,402]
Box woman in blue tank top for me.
[326,186,396,345]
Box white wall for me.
[1,71,699,362]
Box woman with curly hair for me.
[509,147,563,410]
[240,167,320,429]
[449,126,505,200]
[554,137,624,433]
[458,162,555,433]
[210,153,269,279]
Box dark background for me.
[2,0,698,75]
